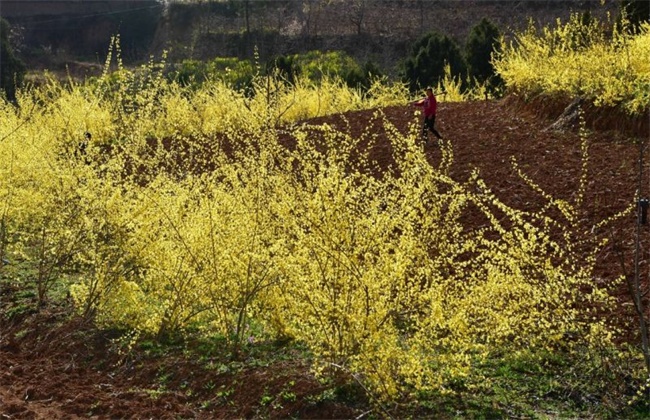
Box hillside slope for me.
[1,97,647,418]
[311,98,645,291]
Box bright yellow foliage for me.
[0,54,628,403]
[494,13,650,114]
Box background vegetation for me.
[0,18,26,102]
[493,11,650,115]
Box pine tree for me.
[465,18,504,95]
[402,31,466,92]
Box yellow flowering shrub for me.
[494,13,650,114]
[0,55,629,405]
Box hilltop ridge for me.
[3,0,617,79]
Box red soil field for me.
[1,96,648,418]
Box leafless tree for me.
[301,0,324,38]
[348,0,366,35]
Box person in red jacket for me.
[412,87,443,143]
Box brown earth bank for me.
[1,96,650,418]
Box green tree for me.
[465,18,503,95]
[267,55,301,84]
[0,18,26,102]
[343,59,382,91]
[402,31,466,93]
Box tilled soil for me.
[1,97,648,419]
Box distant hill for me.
[1,0,155,18]
[2,0,162,72]
[155,0,618,76]
[2,0,619,78]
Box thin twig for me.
[330,362,394,420]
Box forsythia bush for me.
[0,50,630,404]
[493,13,650,114]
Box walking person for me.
[412,87,443,143]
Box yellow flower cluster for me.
[0,52,627,402]
[494,13,650,114]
